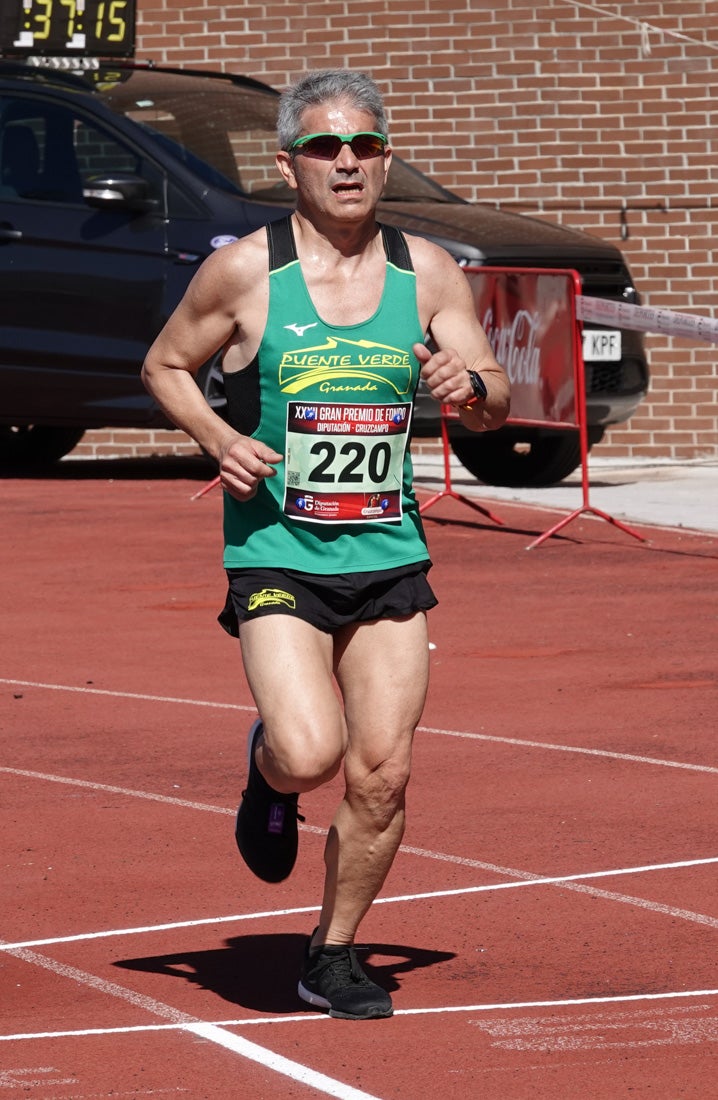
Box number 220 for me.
[308,440,392,484]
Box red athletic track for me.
[2,460,717,1100]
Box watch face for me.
[468,370,488,399]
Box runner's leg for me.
[238,614,347,793]
[312,611,430,947]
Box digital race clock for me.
[0,0,136,58]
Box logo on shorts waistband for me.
[248,587,297,612]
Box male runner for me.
[142,68,510,1019]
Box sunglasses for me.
[288,131,388,160]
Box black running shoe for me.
[235,719,303,883]
[298,931,393,1020]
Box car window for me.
[94,69,459,205]
[74,116,139,178]
[99,70,278,195]
[0,98,82,202]
[136,122,241,194]
[0,94,164,207]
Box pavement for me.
[411,454,718,535]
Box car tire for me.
[194,352,229,463]
[448,426,601,488]
[0,425,86,468]
[196,352,227,417]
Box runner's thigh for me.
[238,614,347,766]
[334,613,430,768]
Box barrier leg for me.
[418,406,505,526]
[191,474,220,501]
[526,352,647,549]
[525,503,648,549]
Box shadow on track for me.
[114,932,456,1014]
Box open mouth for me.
[332,181,364,195]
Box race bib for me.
[283,401,411,524]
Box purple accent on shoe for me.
[268,802,285,835]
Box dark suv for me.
[0,60,648,485]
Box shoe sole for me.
[297,980,393,1020]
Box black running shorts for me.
[218,562,437,636]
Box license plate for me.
[583,328,621,361]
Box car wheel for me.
[0,425,86,468]
[196,352,227,417]
[448,427,600,488]
[194,352,229,463]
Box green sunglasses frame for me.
[287,131,388,158]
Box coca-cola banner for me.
[464,267,579,426]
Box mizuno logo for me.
[285,322,319,337]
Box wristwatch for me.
[458,369,488,410]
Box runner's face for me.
[276,99,392,222]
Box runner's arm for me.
[141,241,282,499]
[411,241,510,432]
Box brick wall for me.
[84,0,718,463]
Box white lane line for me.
[543,880,718,928]
[1,947,381,1100]
[185,1022,382,1100]
[0,1017,323,1042]
[0,678,254,713]
[5,946,195,1024]
[2,855,717,952]
[0,905,321,951]
[0,766,233,815]
[420,724,718,775]
[397,847,718,927]
[395,987,718,1016]
[372,855,718,917]
[2,677,716,775]
[3,987,718,1043]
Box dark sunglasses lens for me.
[296,134,385,159]
[350,134,385,159]
[299,136,342,159]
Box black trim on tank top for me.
[223,356,261,436]
[380,223,414,271]
[266,215,414,273]
[267,215,297,270]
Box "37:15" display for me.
[3,0,135,58]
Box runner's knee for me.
[346,754,411,828]
[262,715,345,792]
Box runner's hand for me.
[218,435,283,501]
[413,343,473,407]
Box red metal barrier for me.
[419,266,646,548]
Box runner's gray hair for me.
[277,69,389,150]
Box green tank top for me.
[222,216,430,574]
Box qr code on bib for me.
[287,470,301,488]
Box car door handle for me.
[0,224,23,242]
